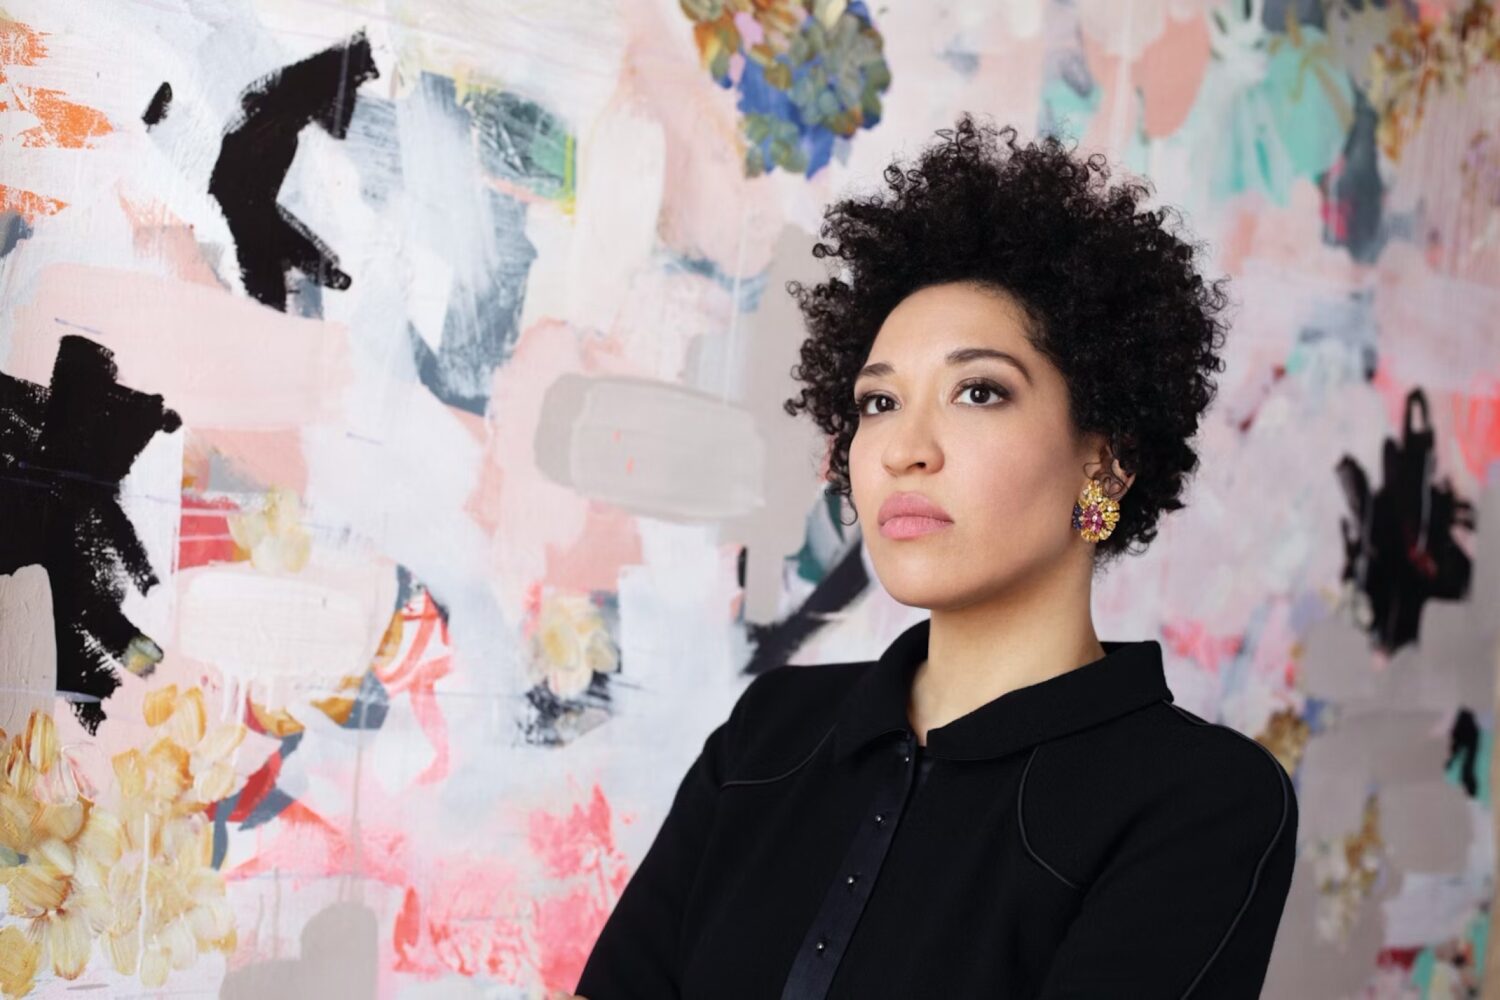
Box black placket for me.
[779,729,935,1000]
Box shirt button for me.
[815,936,828,955]
[874,812,885,826]
[846,872,861,889]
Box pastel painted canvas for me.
[1,0,1498,996]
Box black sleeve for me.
[1035,753,1299,998]
[572,707,737,999]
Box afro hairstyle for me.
[781,112,1232,570]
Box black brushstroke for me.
[1446,707,1480,798]
[208,30,378,311]
[1335,387,1476,653]
[142,82,172,127]
[744,534,871,676]
[0,335,181,734]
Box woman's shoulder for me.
[716,659,873,784]
[1024,699,1298,887]
[1038,698,1294,815]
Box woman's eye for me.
[855,381,1008,417]
[959,381,1009,406]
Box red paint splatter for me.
[1161,621,1244,673]
[178,493,244,568]
[373,589,454,785]
[384,784,634,992]
[1450,377,1500,484]
[1319,156,1351,242]
[393,887,423,967]
[528,784,619,880]
[530,885,609,990]
[227,742,283,822]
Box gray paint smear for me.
[1327,90,1388,264]
[0,212,34,259]
[535,373,766,522]
[220,901,377,1000]
[0,564,57,737]
[404,73,538,415]
[341,92,404,211]
[663,249,772,314]
[703,223,856,624]
[338,70,540,414]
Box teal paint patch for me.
[465,88,575,203]
[1198,23,1353,204]
[1262,26,1353,181]
[1039,72,1100,143]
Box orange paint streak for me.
[0,18,111,223]
[18,86,112,148]
[0,183,66,221]
[0,16,46,68]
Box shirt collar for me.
[832,616,1175,762]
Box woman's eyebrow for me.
[857,347,1033,386]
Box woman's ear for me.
[1083,434,1134,500]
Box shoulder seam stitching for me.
[1163,699,1292,1000]
[718,722,836,789]
[1017,744,1084,890]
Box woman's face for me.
[848,281,1111,610]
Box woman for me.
[567,113,1298,999]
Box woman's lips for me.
[879,515,954,540]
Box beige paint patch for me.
[535,373,765,521]
[175,556,396,708]
[0,564,57,736]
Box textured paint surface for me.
[0,1,1498,997]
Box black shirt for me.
[575,616,1298,999]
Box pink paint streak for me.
[383,784,633,993]
[372,589,454,785]
[1081,7,1210,141]
[1162,621,1244,673]
[1451,376,1500,483]
[7,263,355,430]
[116,190,223,287]
[468,318,645,596]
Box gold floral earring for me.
[1072,478,1121,542]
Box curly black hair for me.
[781,113,1231,570]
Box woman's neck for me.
[906,574,1103,747]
